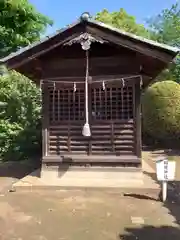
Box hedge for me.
[142,80,180,142]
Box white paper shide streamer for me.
[82,50,91,137]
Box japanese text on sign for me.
[164,159,168,181]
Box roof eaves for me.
[1,16,179,65]
[88,19,180,54]
[0,19,81,63]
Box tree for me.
[0,71,41,161]
[147,3,180,83]
[0,1,51,161]
[0,0,53,57]
[95,8,150,38]
[95,6,180,83]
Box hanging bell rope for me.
[82,50,91,137]
[122,78,125,88]
[73,82,76,92]
[140,75,143,88]
[102,80,105,90]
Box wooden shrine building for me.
[1,13,179,168]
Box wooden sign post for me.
[162,158,168,202]
[156,156,176,202]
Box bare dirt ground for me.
[0,189,180,240]
[0,150,179,240]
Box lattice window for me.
[49,89,85,122]
[48,85,133,122]
[92,86,133,120]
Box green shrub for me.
[142,80,180,141]
[0,71,41,161]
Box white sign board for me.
[156,156,176,181]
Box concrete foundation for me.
[40,165,143,187]
[12,162,160,192]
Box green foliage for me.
[0,1,49,160]
[95,8,150,37]
[0,71,41,161]
[95,5,180,83]
[142,81,180,141]
[0,0,53,57]
[148,3,180,46]
[147,3,180,83]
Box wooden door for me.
[47,81,135,156]
[48,84,89,155]
[89,82,136,156]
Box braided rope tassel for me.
[82,50,91,137]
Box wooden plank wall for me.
[43,79,138,161]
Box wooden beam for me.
[134,81,142,159]
[42,56,138,69]
[42,154,141,163]
[41,66,141,79]
[42,86,49,157]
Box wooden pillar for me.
[134,80,142,159]
[42,84,49,158]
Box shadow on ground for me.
[128,169,180,226]
[119,226,180,240]
[123,193,159,201]
[122,172,180,239]
[0,159,41,180]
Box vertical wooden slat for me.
[88,84,92,155]
[52,87,55,122]
[68,90,71,152]
[105,88,107,120]
[94,88,96,120]
[68,125,71,152]
[99,87,102,120]
[110,88,112,120]
[62,90,64,121]
[73,89,75,120]
[68,89,71,121]
[127,87,130,119]
[116,88,118,119]
[88,140,92,155]
[134,81,142,159]
[42,86,49,157]
[57,90,60,121]
[121,87,124,119]
[78,89,81,120]
[111,122,115,152]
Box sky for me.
[29,0,179,36]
